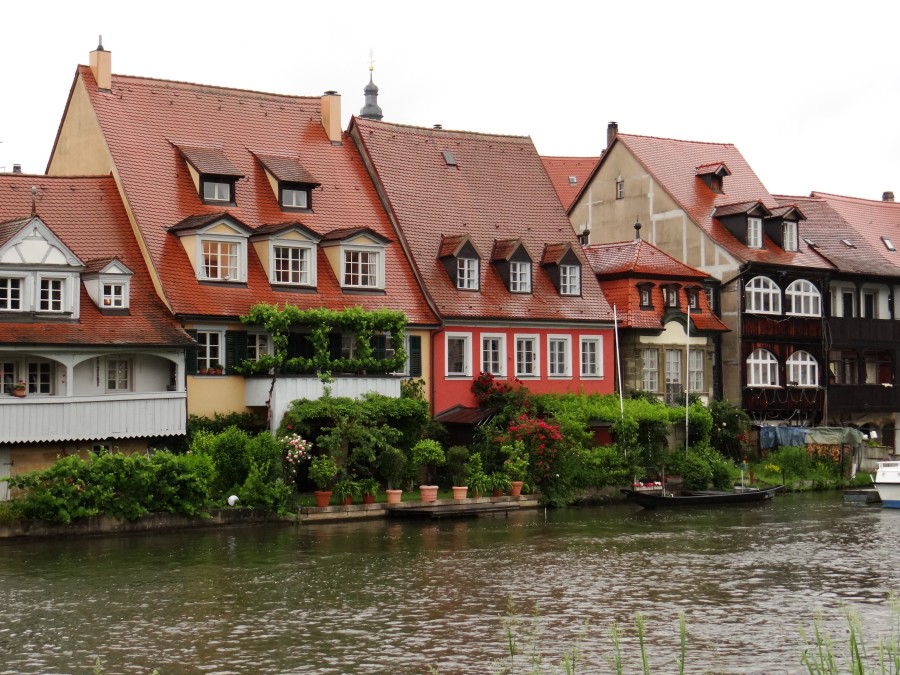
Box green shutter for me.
[185,329,199,375]
[408,335,422,377]
[225,331,248,374]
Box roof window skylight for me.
[442,151,457,167]
[841,239,856,249]
[883,236,896,252]
[568,176,577,185]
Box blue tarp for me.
[758,425,864,451]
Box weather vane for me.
[368,49,375,72]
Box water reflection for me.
[0,493,898,673]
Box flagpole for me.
[685,302,690,455]
[614,305,624,424]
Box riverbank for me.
[0,493,543,539]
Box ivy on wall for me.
[233,304,408,376]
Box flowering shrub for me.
[281,433,312,482]
[496,413,563,488]
[471,371,513,406]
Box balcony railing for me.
[827,384,897,412]
[742,386,823,413]
[0,391,187,444]
[827,317,900,344]
[742,315,821,340]
[245,375,402,432]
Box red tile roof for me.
[541,156,600,210]
[606,134,834,270]
[63,66,437,325]
[777,192,900,277]
[583,238,727,332]
[0,174,192,346]
[175,144,243,176]
[353,118,612,323]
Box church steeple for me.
[359,52,383,121]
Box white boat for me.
[875,461,900,508]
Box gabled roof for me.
[713,200,772,219]
[174,144,243,176]
[53,66,437,325]
[695,162,731,177]
[540,155,600,210]
[353,118,612,323]
[584,238,727,332]
[0,175,192,346]
[252,152,320,185]
[596,134,832,269]
[776,192,900,277]
[491,239,527,262]
[541,242,577,266]
[438,235,474,258]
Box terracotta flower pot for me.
[362,493,375,505]
[510,481,524,497]
[452,486,468,500]
[342,496,353,506]
[419,485,439,502]
[313,490,332,507]
[385,489,403,504]
[491,488,503,498]
[12,388,25,398]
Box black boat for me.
[621,485,785,508]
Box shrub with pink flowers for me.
[495,413,564,490]
[281,433,311,482]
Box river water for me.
[0,492,898,674]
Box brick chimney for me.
[89,37,111,91]
[12,164,21,174]
[321,91,342,145]
[607,121,618,149]
[883,191,895,202]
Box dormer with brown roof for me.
[540,243,583,296]
[713,200,773,249]
[491,239,532,294]
[174,144,244,206]
[438,235,481,291]
[249,222,321,288]
[82,257,133,312]
[169,213,252,284]
[253,152,320,212]
[696,162,731,194]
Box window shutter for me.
[185,329,199,375]
[408,335,422,377]
[225,331,247,374]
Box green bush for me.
[446,445,470,487]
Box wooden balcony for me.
[742,315,821,340]
[827,317,900,345]
[827,384,898,412]
[245,375,402,432]
[0,391,187,444]
[742,387,823,414]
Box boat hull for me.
[875,461,900,508]
[621,485,784,508]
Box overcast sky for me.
[3,1,898,200]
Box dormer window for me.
[169,214,251,284]
[687,289,699,310]
[274,246,312,285]
[0,278,22,311]
[560,264,580,295]
[102,283,125,307]
[542,243,582,297]
[83,258,133,310]
[321,227,389,291]
[638,283,653,309]
[281,185,310,210]
[457,257,479,290]
[510,261,531,293]
[783,221,798,252]
[251,223,320,288]
[747,217,762,248]
[695,162,731,194]
[202,177,234,204]
[492,239,532,294]
[39,278,64,312]
[665,287,679,307]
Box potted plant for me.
[211,362,224,375]
[358,477,380,504]
[488,471,512,497]
[308,454,339,507]
[333,476,361,506]
[447,445,470,499]
[465,452,490,498]
[412,439,445,502]
[501,440,529,497]
[11,379,26,398]
[378,445,407,505]
[199,366,209,376]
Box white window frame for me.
[272,243,314,286]
[560,264,581,296]
[580,336,603,378]
[342,246,384,289]
[202,179,232,203]
[0,276,23,311]
[665,349,682,386]
[0,361,14,394]
[27,361,52,395]
[247,333,270,362]
[747,349,779,387]
[616,180,624,199]
[688,290,699,309]
[198,237,245,282]
[106,357,132,392]
[457,257,479,290]
[445,332,472,377]
[38,275,66,313]
[480,334,506,377]
[281,187,309,209]
[688,350,704,392]
[547,335,571,378]
[785,279,821,317]
[786,350,818,387]
[641,348,659,392]
[783,221,798,252]
[196,329,224,373]
[102,282,126,308]
[747,217,763,248]
[745,276,782,314]
[509,261,532,293]
[514,334,540,378]
[665,287,679,308]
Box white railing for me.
[0,392,187,443]
[245,376,402,432]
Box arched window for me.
[785,279,821,316]
[745,276,781,314]
[747,349,779,387]
[786,350,818,387]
